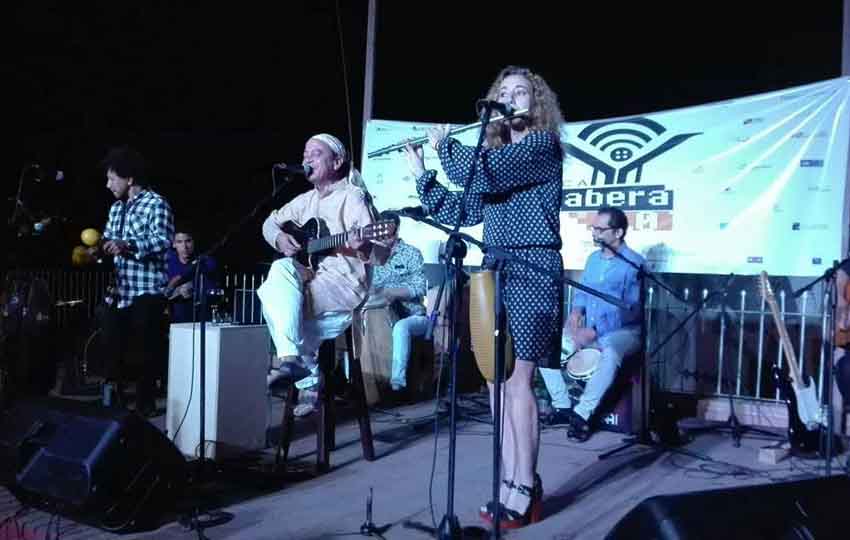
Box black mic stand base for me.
[597,431,731,465]
[402,518,489,540]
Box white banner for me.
[361,77,850,276]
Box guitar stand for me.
[677,286,785,449]
[679,391,783,448]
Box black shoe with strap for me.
[497,476,543,529]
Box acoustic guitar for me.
[279,218,396,269]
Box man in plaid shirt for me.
[97,146,174,416]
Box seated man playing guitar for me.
[258,133,391,397]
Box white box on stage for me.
[166,323,271,459]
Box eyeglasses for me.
[591,226,614,233]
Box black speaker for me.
[607,476,850,540]
[0,397,186,532]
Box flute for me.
[366,108,529,159]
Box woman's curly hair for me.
[482,65,564,148]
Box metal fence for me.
[3,268,837,405]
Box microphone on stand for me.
[273,163,313,177]
[475,100,515,116]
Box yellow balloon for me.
[81,228,101,247]
[72,245,93,267]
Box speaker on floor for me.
[606,476,850,540]
[0,397,186,532]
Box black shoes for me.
[566,410,592,443]
[542,407,573,426]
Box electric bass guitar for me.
[279,218,396,269]
[758,271,822,453]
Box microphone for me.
[273,163,313,176]
[476,100,515,116]
[388,206,429,219]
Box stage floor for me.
[2,391,848,540]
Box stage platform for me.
[2,391,848,540]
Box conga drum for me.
[427,282,474,389]
[354,298,398,405]
[468,270,514,383]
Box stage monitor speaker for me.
[1,397,186,532]
[606,476,850,540]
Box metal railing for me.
[3,269,836,405]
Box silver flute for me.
[366,108,530,159]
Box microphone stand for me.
[593,239,716,462]
[398,213,624,539]
[8,164,32,227]
[792,258,849,476]
[673,274,782,448]
[179,173,297,537]
[410,103,496,540]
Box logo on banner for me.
[562,116,701,214]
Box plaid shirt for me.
[370,239,427,318]
[103,189,174,308]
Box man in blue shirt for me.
[540,207,644,442]
[165,225,219,323]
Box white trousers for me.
[257,259,351,364]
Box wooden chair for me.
[270,327,375,473]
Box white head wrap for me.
[309,133,369,190]
[309,133,348,163]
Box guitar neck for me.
[765,296,804,386]
[307,229,352,254]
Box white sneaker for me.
[294,366,321,391]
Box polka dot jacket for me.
[415,130,564,366]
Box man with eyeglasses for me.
[539,206,644,442]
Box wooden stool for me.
[272,328,375,473]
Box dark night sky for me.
[6,1,845,270]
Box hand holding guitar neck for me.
[278,218,396,270]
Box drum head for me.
[566,348,601,381]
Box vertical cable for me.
[335,0,355,158]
